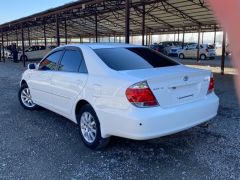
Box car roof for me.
[60,43,142,50]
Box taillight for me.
[206,48,209,53]
[125,81,159,108]
[207,75,214,94]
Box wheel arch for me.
[200,53,207,60]
[179,53,185,58]
[20,79,27,86]
[75,99,92,123]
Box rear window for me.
[207,45,215,49]
[94,47,178,71]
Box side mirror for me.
[28,63,36,70]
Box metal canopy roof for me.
[0,0,219,42]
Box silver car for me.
[178,44,216,60]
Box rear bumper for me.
[98,93,219,140]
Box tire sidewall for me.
[200,54,206,60]
[179,53,184,59]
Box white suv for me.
[19,45,55,61]
[18,43,219,149]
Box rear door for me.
[184,48,191,58]
[186,44,197,58]
[51,47,88,115]
[191,45,198,58]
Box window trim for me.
[57,46,88,74]
[94,47,179,71]
[38,49,64,71]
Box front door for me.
[29,50,63,108]
[51,47,88,115]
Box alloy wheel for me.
[20,87,36,108]
[80,112,97,143]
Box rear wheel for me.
[77,104,110,150]
[179,53,184,59]
[18,84,38,110]
[200,54,206,60]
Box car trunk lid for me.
[122,65,211,108]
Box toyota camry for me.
[18,43,219,149]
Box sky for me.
[0,0,76,24]
[0,0,223,44]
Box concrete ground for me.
[0,59,239,180]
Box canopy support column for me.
[125,0,130,43]
[182,28,185,49]
[145,29,148,45]
[141,2,145,46]
[16,30,18,47]
[1,30,5,63]
[95,13,98,43]
[221,31,226,75]
[27,27,31,47]
[6,33,8,47]
[56,15,60,46]
[21,24,26,67]
[64,19,68,44]
[197,26,201,62]
[177,29,180,41]
[43,24,47,47]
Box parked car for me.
[18,45,53,61]
[178,44,216,60]
[149,44,165,54]
[1,49,12,59]
[18,43,219,150]
[159,41,185,56]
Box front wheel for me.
[18,84,38,110]
[179,53,184,59]
[20,55,28,61]
[77,104,110,150]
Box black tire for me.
[20,55,28,62]
[77,104,110,150]
[179,53,184,59]
[200,54,206,60]
[18,83,38,110]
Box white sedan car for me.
[18,43,219,149]
[18,45,55,61]
[178,44,216,60]
[1,49,12,59]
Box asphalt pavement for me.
[0,60,239,180]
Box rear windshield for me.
[207,45,215,49]
[94,47,179,71]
